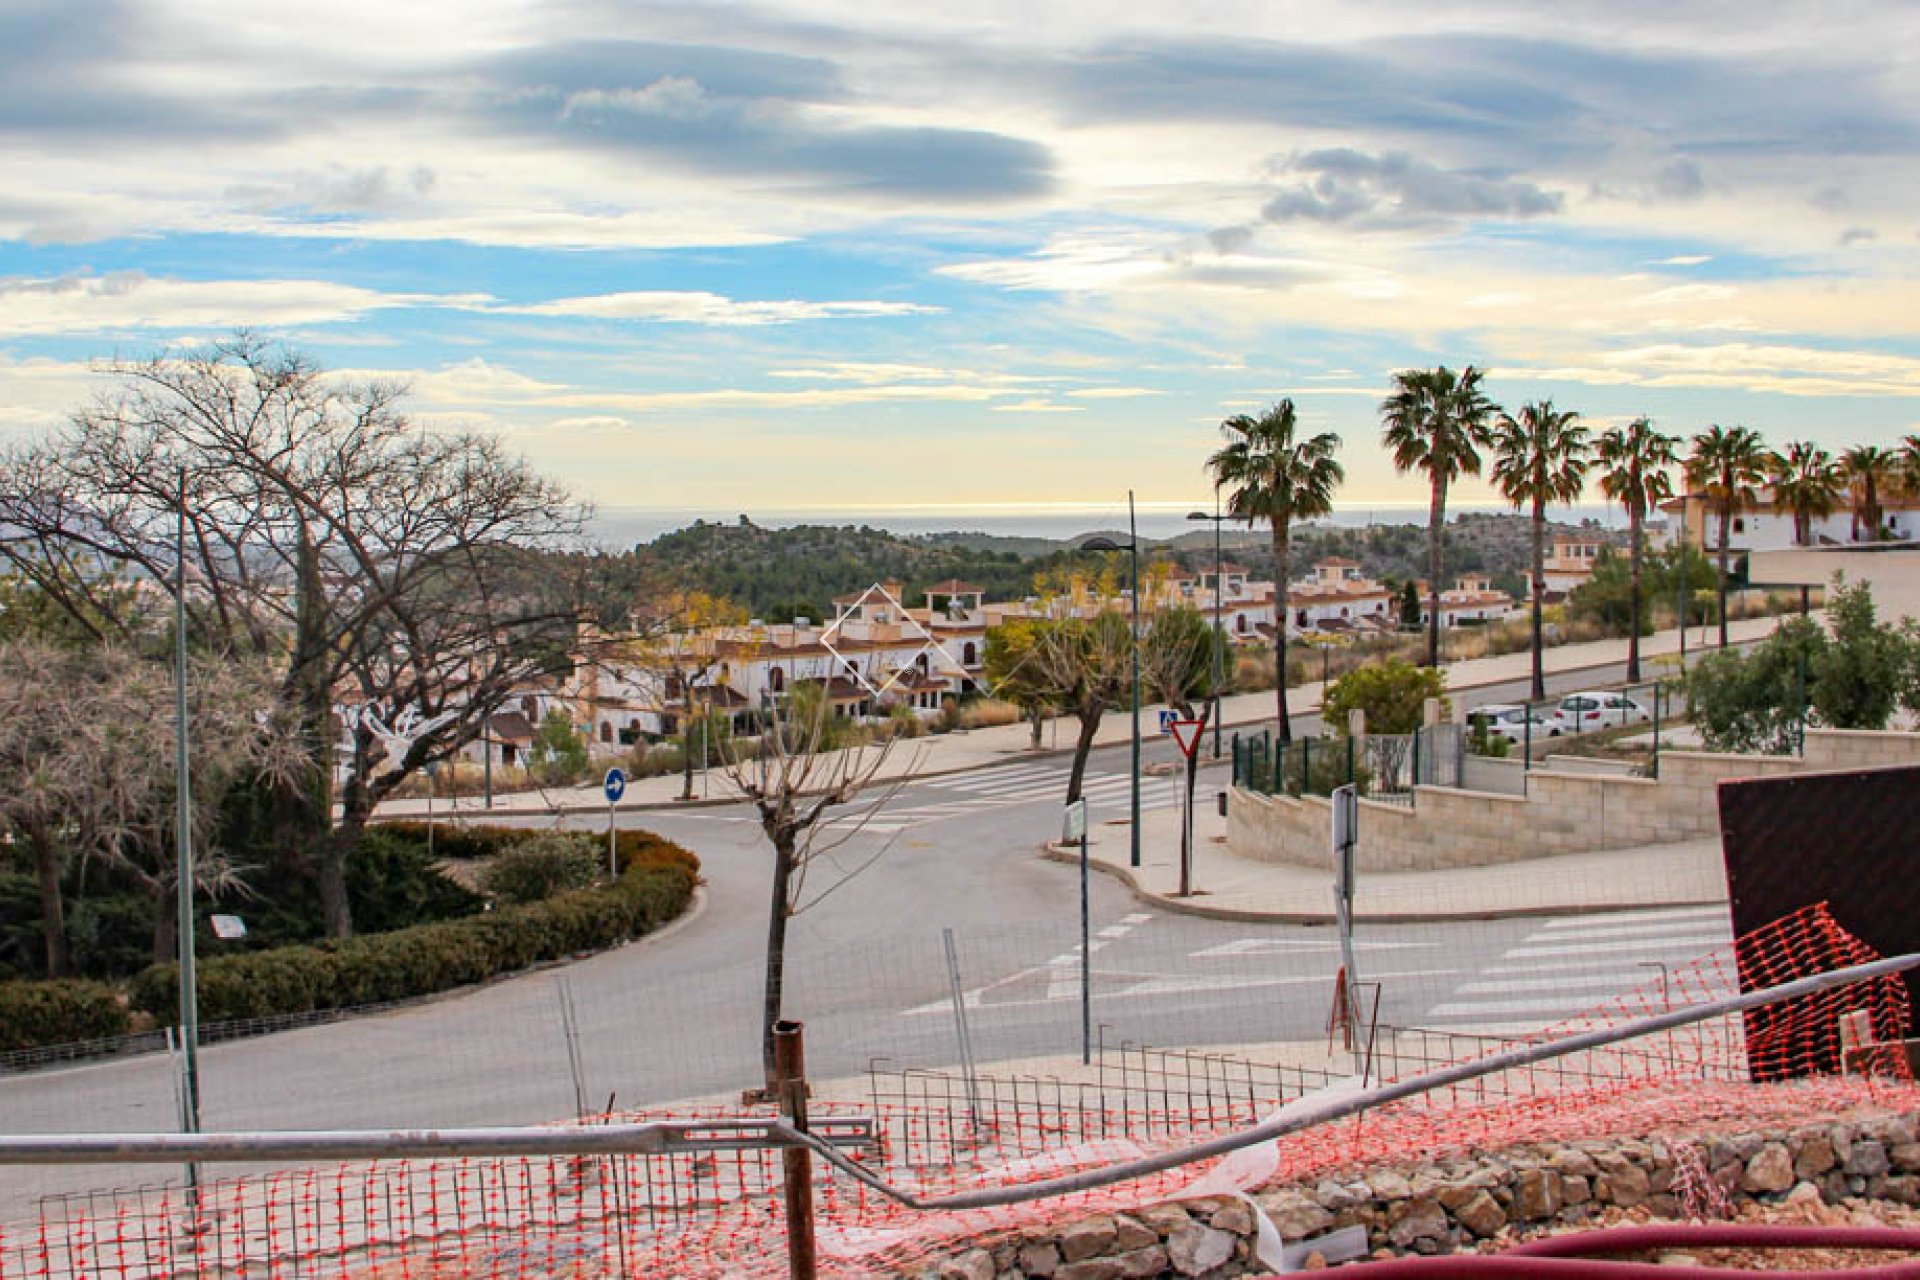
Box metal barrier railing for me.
[1229,726,1459,805]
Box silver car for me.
[1550,690,1652,734]
[1466,702,1558,745]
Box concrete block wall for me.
[1228,729,1920,872]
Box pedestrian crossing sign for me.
[1170,719,1204,758]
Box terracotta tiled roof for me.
[486,711,535,741]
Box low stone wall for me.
[912,1108,1920,1278]
[1227,729,1920,873]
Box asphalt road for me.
[0,659,1727,1217]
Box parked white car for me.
[1551,690,1652,735]
[1465,703,1559,745]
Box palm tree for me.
[1768,441,1844,614]
[1380,366,1500,668]
[1206,399,1343,743]
[1842,444,1897,543]
[1491,401,1591,701]
[1595,418,1679,683]
[1685,424,1769,648]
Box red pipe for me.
[1344,1224,1920,1278]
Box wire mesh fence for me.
[1231,678,1682,803]
[3,904,1914,1280]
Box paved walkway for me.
[1052,783,1728,923]
[383,616,1778,923]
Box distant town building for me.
[1652,491,1920,553]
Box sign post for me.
[1330,784,1362,1069]
[1062,799,1091,1065]
[1170,716,1206,895]
[603,767,627,879]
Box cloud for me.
[1508,342,1920,397]
[1260,149,1562,229]
[225,165,438,216]
[990,398,1082,413]
[514,290,939,325]
[470,40,1054,204]
[0,272,491,337]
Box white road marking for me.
[1536,906,1729,929]
[1503,935,1727,959]
[1191,938,1445,958]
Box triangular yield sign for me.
[1170,719,1204,758]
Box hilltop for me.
[635,513,1622,621]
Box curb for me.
[1039,842,1728,926]
[376,625,1769,824]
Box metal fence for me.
[1501,679,1676,777]
[1230,726,1459,803]
[1230,679,1681,804]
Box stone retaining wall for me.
[912,1107,1920,1279]
[1227,729,1920,872]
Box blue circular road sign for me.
[603,767,627,804]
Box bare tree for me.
[1139,607,1226,896]
[715,689,913,1092]
[1015,610,1134,805]
[620,589,749,800]
[0,641,303,966]
[0,335,594,935]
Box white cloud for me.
[990,398,1083,413]
[0,272,489,337]
[514,290,939,325]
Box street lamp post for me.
[1186,500,1230,758]
[1080,491,1142,869]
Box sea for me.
[588,502,1627,548]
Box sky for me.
[1,0,1918,523]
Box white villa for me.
[1541,537,1605,597]
[1652,491,1920,553]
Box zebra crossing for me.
[818,762,1180,835]
[1424,906,1735,1026]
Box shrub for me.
[1324,660,1449,736]
[0,978,129,1051]
[130,834,699,1028]
[481,833,601,905]
[957,698,1020,730]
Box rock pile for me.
[910,1108,1920,1278]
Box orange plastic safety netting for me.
[3,904,1913,1279]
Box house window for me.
[1296,610,1308,626]
[1733,518,1745,533]
[769,667,785,693]
[1236,615,1248,633]
[963,642,978,666]
[599,722,612,744]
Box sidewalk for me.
[1048,771,1728,924]
[385,616,1770,922]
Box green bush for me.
[481,833,601,904]
[1324,660,1449,736]
[130,836,698,1027]
[0,978,130,1051]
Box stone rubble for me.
[906,1107,1920,1278]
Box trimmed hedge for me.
[131,832,699,1026]
[0,978,130,1051]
